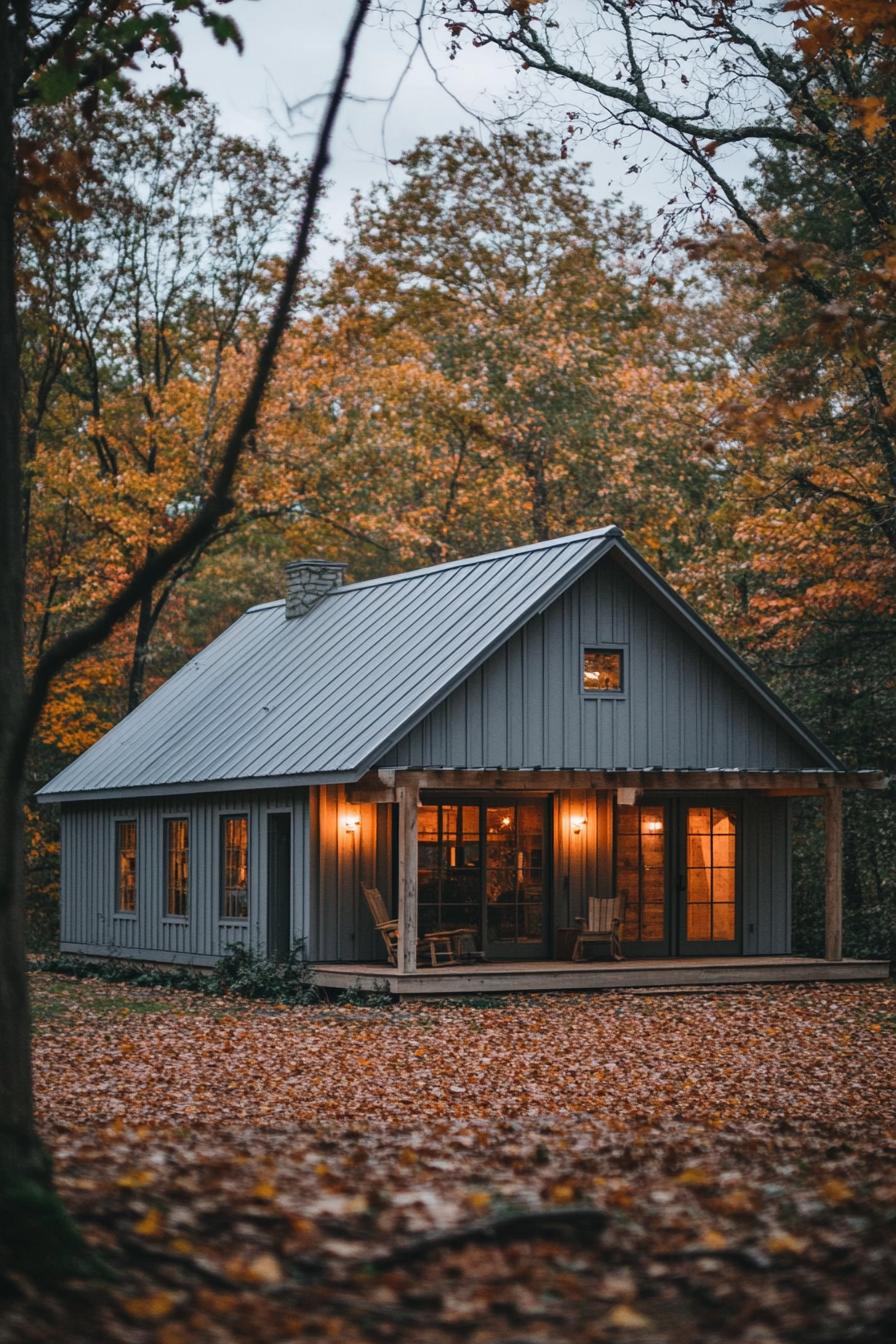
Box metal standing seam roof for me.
[39,527,630,801]
[38,524,843,802]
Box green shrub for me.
[35,941,320,1005]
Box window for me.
[116,820,137,913]
[583,648,623,693]
[221,815,249,919]
[165,818,189,918]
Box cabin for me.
[38,527,888,996]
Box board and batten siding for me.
[309,785,392,964]
[59,789,309,965]
[377,555,816,772]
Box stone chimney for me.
[284,559,346,619]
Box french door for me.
[677,803,740,955]
[417,798,549,959]
[614,799,740,956]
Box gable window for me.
[221,815,249,919]
[583,648,623,693]
[165,818,189,918]
[116,820,137,913]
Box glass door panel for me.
[417,798,548,959]
[485,802,547,957]
[680,805,739,952]
[417,803,481,938]
[615,803,668,954]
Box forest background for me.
[22,1,896,961]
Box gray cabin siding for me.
[309,785,391,964]
[741,795,791,955]
[59,788,309,965]
[377,556,817,772]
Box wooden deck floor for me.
[312,955,889,997]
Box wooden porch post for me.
[396,781,419,973]
[824,786,843,962]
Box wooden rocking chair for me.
[571,893,626,962]
[360,884,480,968]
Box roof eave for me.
[36,768,366,805]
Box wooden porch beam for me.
[396,780,419,974]
[346,785,396,803]
[390,768,886,793]
[825,786,843,962]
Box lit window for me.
[221,815,249,919]
[583,648,623,693]
[116,820,137,913]
[165,818,189,918]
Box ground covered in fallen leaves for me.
[3,975,896,1343]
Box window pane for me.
[713,903,736,941]
[615,804,665,945]
[418,805,439,842]
[165,818,189,917]
[583,649,622,692]
[688,904,712,941]
[221,815,249,919]
[116,821,137,913]
[688,865,712,902]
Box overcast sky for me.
[177,0,669,253]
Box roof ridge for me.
[247,526,622,611]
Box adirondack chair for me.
[571,893,626,962]
[360,884,480,968]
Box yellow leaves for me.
[674,1166,715,1188]
[549,1182,576,1204]
[251,1180,277,1200]
[819,1177,854,1205]
[467,1190,492,1212]
[117,1168,155,1188]
[122,1291,176,1320]
[605,1303,652,1329]
[765,1231,809,1256]
[133,1206,164,1237]
[849,96,890,141]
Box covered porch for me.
[325,767,888,989]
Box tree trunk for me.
[127,577,155,711]
[0,5,91,1278]
[525,447,550,542]
[0,0,35,1187]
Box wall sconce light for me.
[571,814,587,835]
[642,816,664,834]
[343,812,361,835]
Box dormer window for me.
[583,648,623,694]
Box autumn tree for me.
[260,128,724,575]
[436,2,896,557]
[0,0,370,1275]
[21,94,303,715]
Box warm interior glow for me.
[642,816,664,834]
[343,812,361,834]
[571,814,587,835]
[499,814,513,829]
